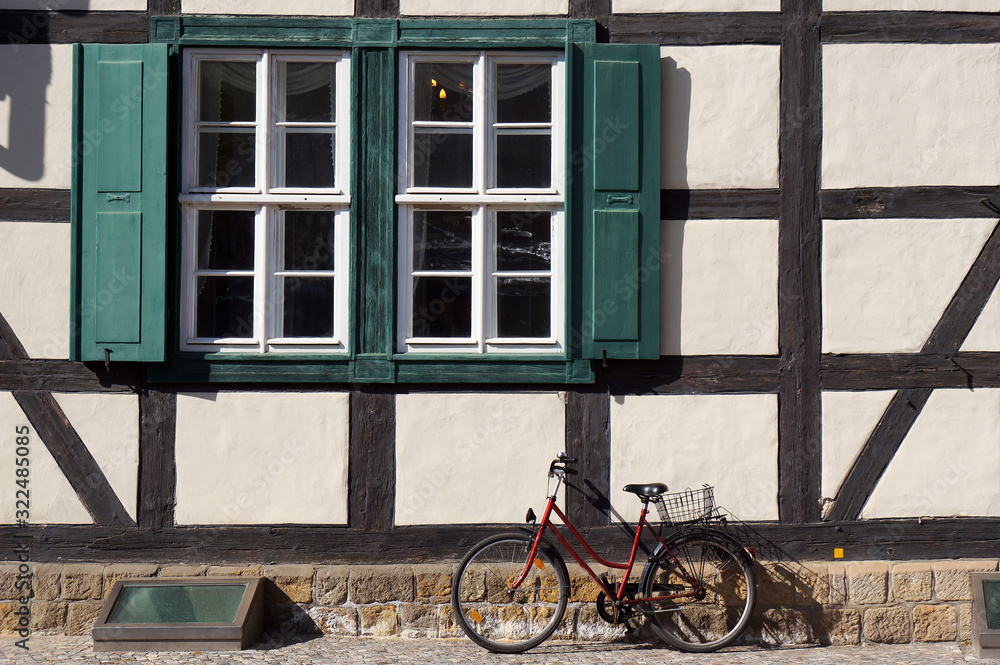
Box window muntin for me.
[397,51,565,354]
[181,49,350,354]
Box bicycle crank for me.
[595,591,633,625]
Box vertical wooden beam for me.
[138,383,176,529]
[355,0,399,17]
[777,0,823,523]
[570,0,610,39]
[349,389,396,531]
[148,0,180,15]
[565,390,611,529]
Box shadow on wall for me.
[660,56,691,356]
[0,3,86,183]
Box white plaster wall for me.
[0,1,145,8]
[661,46,779,190]
[401,0,567,14]
[610,394,778,521]
[0,44,72,189]
[823,219,994,354]
[395,392,564,525]
[174,391,350,525]
[0,222,70,359]
[821,390,895,503]
[825,0,1000,9]
[0,392,138,525]
[182,0,354,14]
[823,44,1000,188]
[660,219,778,355]
[616,0,778,10]
[864,388,1000,518]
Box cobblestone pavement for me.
[1,636,997,665]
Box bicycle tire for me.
[451,532,569,653]
[638,529,757,652]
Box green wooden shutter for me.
[570,43,660,360]
[71,44,169,362]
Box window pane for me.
[195,276,254,339]
[496,64,551,124]
[496,134,551,189]
[196,210,255,270]
[199,61,256,123]
[198,132,256,188]
[281,277,335,338]
[283,132,335,188]
[412,211,472,272]
[497,211,550,272]
[497,278,550,338]
[414,62,473,123]
[282,62,335,123]
[412,277,471,338]
[412,131,473,188]
[283,211,336,271]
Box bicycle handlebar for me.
[549,453,579,476]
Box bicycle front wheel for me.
[639,529,757,652]
[451,532,569,653]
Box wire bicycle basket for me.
[652,485,718,526]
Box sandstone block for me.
[576,604,628,642]
[848,562,888,605]
[438,605,462,638]
[933,560,998,601]
[103,564,158,599]
[812,608,861,646]
[350,567,413,604]
[315,566,350,606]
[568,565,603,603]
[31,601,67,633]
[33,564,62,601]
[400,603,438,638]
[263,564,314,604]
[0,564,26,600]
[757,562,795,606]
[0,602,21,634]
[414,565,452,603]
[158,565,208,577]
[62,565,104,601]
[206,565,262,577]
[66,601,103,636]
[892,563,932,602]
[913,604,957,642]
[863,606,910,644]
[828,563,847,605]
[756,607,812,645]
[960,603,973,642]
[794,563,830,606]
[308,607,359,636]
[270,603,322,638]
[360,605,398,637]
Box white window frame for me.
[396,50,565,355]
[180,48,351,354]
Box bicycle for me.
[450,452,757,653]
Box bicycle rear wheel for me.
[639,529,756,652]
[451,532,569,653]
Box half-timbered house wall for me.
[1,0,1000,644]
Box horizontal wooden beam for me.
[822,11,1000,43]
[9,517,1000,564]
[822,187,1000,220]
[598,356,779,394]
[0,11,148,44]
[610,13,781,45]
[822,352,1000,390]
[0,188,70,223]
[0,360,136,393]
[662,189,780,220]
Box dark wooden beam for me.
[822,187,1000,220]
[662,189,780,221]
[0,188,70,223]
[565,390,610,529]
[609,13,781,45]
[10,517,1000,564]
[138,385,176,529]
[349,389,395,531]
[0,11,148,44]
[826,219,1000,522]
[599,356,779,394]
[0,311,28,361]
[822,352,1000,391]
[148,0,180,15]
[356,0,399,18]
[569,0,611,19]
[0,360,137,393]
[822,11,1000,44]
[777,0,823,524]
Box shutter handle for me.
[104,348,112,372]
[107,194,131,203]
[606,194,633,205]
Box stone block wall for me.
[0,559,993,644]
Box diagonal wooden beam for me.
[0,311,135,527]
[826,218,1000,522]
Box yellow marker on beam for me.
[834,548,844,559]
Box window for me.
[71,22,662,381]
[179,50,350,353]
[397,52,565,354]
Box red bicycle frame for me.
[512,488,703,607]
